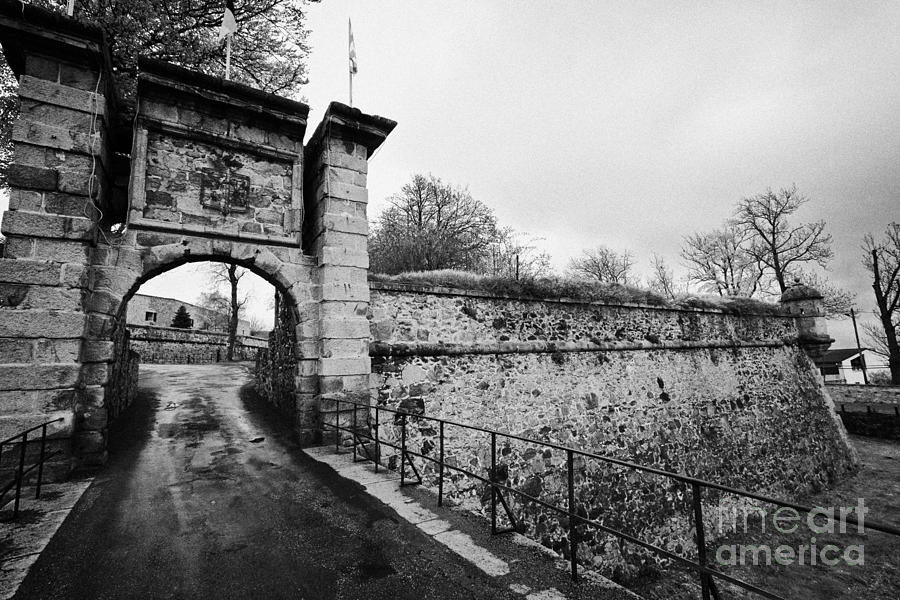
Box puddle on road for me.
[156,395,221,440]
[354,558,397,581]
[157,423,179,438]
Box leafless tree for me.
[862,321,891,358]
[369,174,498,274]
[248,314,268,335]
[207,264,251,361]
[482,228,552,281]
[646,254,678,299]
[681,226,766,297]
[567,246,635,285]
[733,185,833,292]
[795,270,855,317]
[197,291,231,331]
[863,222,900,383]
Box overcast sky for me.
[295,0,900,348]
[5,1,899,348]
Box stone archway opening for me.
[104,256,301,436]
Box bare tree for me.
[197,291,231,331]
[795,270,855,317]
[567,246,635,285]
[863,223,900,384]
[369,174,498,274]
[862,321,892,358]
[247,314,268,335]
[647,253,678,299]
[482,228,552,281]
[733,185,833,292]
[681,226,765,297]
[207,264,251,361]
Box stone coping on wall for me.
[0,0,106,68]
[137,57,310,128]
[305,101,398,157]
[370,338,788,357]
[369,280,793,320]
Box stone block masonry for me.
[0,3,395,472]
[0,5,114,466]
[303,104,396,443]
[129,57,307,243]
[368,283,857,577]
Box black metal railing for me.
[325,399,900,600]
[0,418,64,519]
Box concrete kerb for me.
[302,446,639,600]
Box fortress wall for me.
[367,283,857,574]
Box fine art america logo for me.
[714,499,868,567]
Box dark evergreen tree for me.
[171,305,193,329]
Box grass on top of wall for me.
[369,270,786,316]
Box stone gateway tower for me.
[0,3,394,471]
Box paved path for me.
[12,364,537,600]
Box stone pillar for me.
[303,102,395,442]
[780,281,834,359]
[0,6,114,469]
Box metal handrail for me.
[324,399,900,600]
[0,418,64,519]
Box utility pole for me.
[849,308,868,384]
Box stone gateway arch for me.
[0,4,394,472]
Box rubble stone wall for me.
[368,284,857,576]
[826,383,900,407]
[0,6,113,461]
[128,325,266,364]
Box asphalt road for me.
[13,363,522,600]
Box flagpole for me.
[348,19,353,107]
[225,34,232,81]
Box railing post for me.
[491,432,497,535]
[35,424,48,499]
[335,398,341,453]
[438,421,445,507]
[374,405,379,473]
[692,482,712,600]
[14,432,27,518]
[568,449,578,581]
[400,413,407,485]
[352,400,357,462]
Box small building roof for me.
[815,348,866,365]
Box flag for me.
[218,0,238,41]
[349,19,358,74]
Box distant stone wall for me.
[826,383,900,407]
[128,324,266,364]
[828,384,900,439]
[368,283,857,576]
